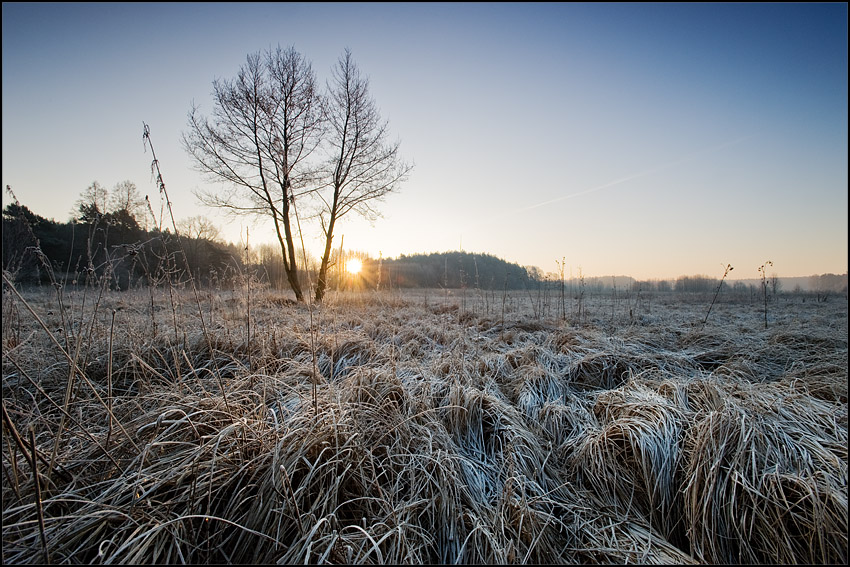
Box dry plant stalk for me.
[703,263,733,326]
[28,427,49,565]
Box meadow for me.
[2,281,847,564]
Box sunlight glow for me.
[346,258,363,275]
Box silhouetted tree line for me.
[674,274,717,294]
[2,196,242,290]
[6,184,845,298]
[358,252,531,290]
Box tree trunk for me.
[280,196,304,302]
[314,212,337,303]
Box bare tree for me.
[314,49,412,302]
[177,215,224,283]
[769,272,782,298]
[177,215,222,243]
[73,181,109,222]
[183,46,322,302]
[109,180,146,222]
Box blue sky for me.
[2,2,847,279]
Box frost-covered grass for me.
[2,284,847,563]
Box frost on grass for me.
[2,287,846,564]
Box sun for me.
[346,258,363,275]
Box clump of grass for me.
[682,396,847,563]
[572,386,687,540]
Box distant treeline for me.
[2,200,242,290]
[4,197,846,297]
[374,251,532,290]
[356,253,847,297]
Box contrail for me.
[511,134,755,215]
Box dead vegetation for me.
[2,284,847,563]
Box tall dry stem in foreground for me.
[143,122,233,417]
[28,427,49,565]
[291,191,320,416]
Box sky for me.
[2,2,847,280]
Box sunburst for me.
[346,258,363,275]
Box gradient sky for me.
[2,2,847,280]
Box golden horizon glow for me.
[346,258,363,275]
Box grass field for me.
[2,282,847,563]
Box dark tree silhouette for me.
[184,46,323,302]
[314,49,412,302]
